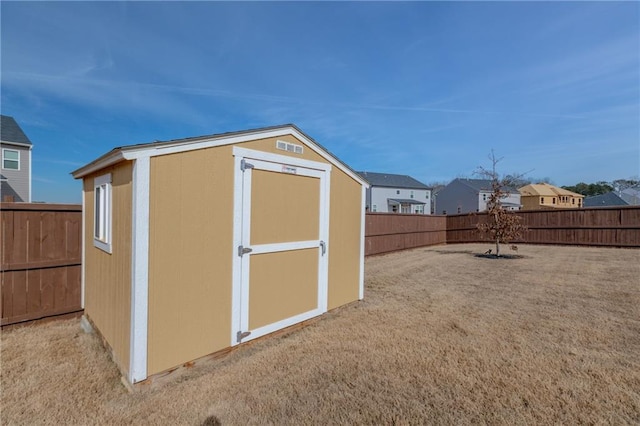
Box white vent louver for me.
[276,140,303,154]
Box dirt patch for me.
[2,244,639,424]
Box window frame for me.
[93,173,112,253]
[2,148,20,170]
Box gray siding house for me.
[357,171,431,214]
[436,178,520,215]
[1,115,32,202]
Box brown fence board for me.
[1,203,82,326]
[365,213,447,255]
[446,206,640,248]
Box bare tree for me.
[476,151,527,257]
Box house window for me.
[410,191,414,199]
[94,173,112,253]
[572,198,575,205]
[372,205,377,212]
[552,198,556,204]
[541,197,544,204]
[396,190,400,195]
[2,149,19,170]
[415,205,424,214]
[483,194,487,201]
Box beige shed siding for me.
[327,167,362,309]
[249,248,319,330]
[146,134,363,375]
[147,146,235,376]
[250,170,320,245]
[83,161,133,375]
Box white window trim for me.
[2,148,20,170]
[93,173,112,253]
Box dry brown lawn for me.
[2,244,639,425]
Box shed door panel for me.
[250,170,320,245]
[236,155,328,344]
[248,248,318,330]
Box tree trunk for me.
[495,239,501,257]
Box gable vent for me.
[276,140,303,154]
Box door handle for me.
[320,240,326,256]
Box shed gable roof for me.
[357,171,429,189]
[0,115,32,146]
[72,124,368,187]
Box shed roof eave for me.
[72,124,370,188]
[71,150,126,179]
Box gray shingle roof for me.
[0,115,32,145]
[456,178,518,193]
[583,192,629,207]
[357,171,429,189]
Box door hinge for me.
[237,330,251,343]
[240,159,254,171]
[238,245,253,257]
[320,240,326,256]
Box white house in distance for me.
[357,171,432,214]
[436,178,521,215]
[1,115,32,202]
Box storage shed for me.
[72,124,369,386]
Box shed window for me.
[94,173,112,253]
[2,149,19,170]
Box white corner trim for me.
[28,148,32,202]
[230,155,244,347]
[81,190,86,309]
[359,184,366,300]
[129,157,150,383]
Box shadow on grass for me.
[474,253,525,260]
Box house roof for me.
[0,115,32,146]
[454,178,518,194]
[387,198,427,205]
[357,171,430,189]
[584,192,629,207]
[71,124,368,187]
[519,183,583,198]
[620,188,640,206]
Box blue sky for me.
[2,1,638,203]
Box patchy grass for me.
[2,244,639,425]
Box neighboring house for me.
[435,178,521,215]
[519,183,583,210]
[1,115,32,202]
[620,187,640,206]
[584,192,629,208]
[357,171,431,214]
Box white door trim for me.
[231,147,330,346]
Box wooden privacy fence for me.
[366,206,640,255]
[365,213,447,255]
[1,203,82,326]
[447,206,640,247]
